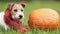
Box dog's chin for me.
[18,18,23,21]
[12,18,23,21]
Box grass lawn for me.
[0,1,60,34]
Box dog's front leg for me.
[18,23,30,34]
[4,24,10,30]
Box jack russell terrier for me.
[0,3,29,33]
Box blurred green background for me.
[0,0,60,34]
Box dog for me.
[0,3,29,33]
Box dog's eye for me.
[14,9,17,12]
[21,9,23,12]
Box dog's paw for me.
[20,27,30,33]
[20,27,30,32]
[25,27,30,32]
[17,27,30,34]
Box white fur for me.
[0,12,8,30]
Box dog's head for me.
[7,3,26,21]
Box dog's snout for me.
[19,15,22,18]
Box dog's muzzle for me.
[19,15,23,19]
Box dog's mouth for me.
[10,16,23,21]
[11,18,22,21]
[18,17,22,19]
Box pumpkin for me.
[28,8,59,30]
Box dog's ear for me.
[8,3,14,10]
[21,3,26,8]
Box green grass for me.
[0,1,60,34]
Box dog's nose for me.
[19,15,22,18]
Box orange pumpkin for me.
[29,8,59,30]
